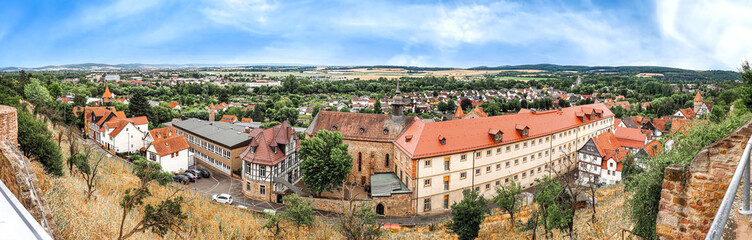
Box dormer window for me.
[438,135,446,145]
[383,129,389,135]
[488,129,503,143]
[271,146,277,153]
[332,125,338,131]
[359,127,365,134]
[405,135,413,142]
[515,124,530,138]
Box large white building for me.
[393,103,615,215]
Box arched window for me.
[358,152,362,172]
[385,154,390,167]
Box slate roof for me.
[172,118,252,149]
[370,173,412,197]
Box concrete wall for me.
[656,118,752,239]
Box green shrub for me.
[17,109,64,176]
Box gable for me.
[578,139,601,156]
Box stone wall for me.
[656,118,752,240]
[343,139,394,186]
[0,105,60,239]
[304,192,415,217]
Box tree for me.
[217,90,229,103]
[118,156,184,240]
[373,99,382,114]
[277,107,299,126]
[739,60,752,109]
[24,78,53,105]
[282,194,314,228]
[129,91,151,118]
[263,212,283,240]
[340,106,350,112]
[460,98,473,111]
[283,75,300,94]
[449,189,489,240]
[47,82,62,98]
[559,99,570,108]
[533,176,572,238]
[75,147,104,200]
[336,201,382,240]
[311,104,322,118]
[299,130,353,195]
[17,109,64,176]
[493,181,523,227]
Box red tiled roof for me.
[454,105,465,118]
[239,121,299,166]
[106,119,131,137]
[591,131,621,156]
[677,108,696,119]
[102,86,113,101]
[241,118,253,123]
[149,126,177,141]
[694,92,703,102]
[614,127,647,148]
[220,115,237,122]
[395,103,614,159]
[127,116,149,125]
[643,139,663,157]
[601,148,627,171]
[149,136,189,157]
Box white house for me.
[577,131,628,185]
[100,116,149,153]
[146,135,190,173]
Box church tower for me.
[693,92,703,113]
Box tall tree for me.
[129,91,151,118]
[299,130,353,195]
[740,60,752,110]
[449,189,489,240]
[493,181,523,227]
[24,78,53,105]
[281,194,315,228]
[460,98,473,111]
[118,156,185,240]
[373,98,382,114]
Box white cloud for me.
[201,0,277,32]
[656,0,752,69]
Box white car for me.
[212,194,233,205]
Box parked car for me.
[198,169,211,178]
[173,175,189,185]
[180,172,197,182]
[185,169,202,179]
[212,194,233,205]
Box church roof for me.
[694,92,703,102]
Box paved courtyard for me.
[185,165,287,213]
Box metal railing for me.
[706,136,752,240]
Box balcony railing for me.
[706,136,752,240]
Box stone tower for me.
[693,92,703,113]
[208,103,215,121]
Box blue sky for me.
[1,0,750,70]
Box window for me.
[444,158,450,171]
[259,167,266,177]
[522,172,527,178]
[523,157,527,163]
[486,166,491,172]
[506,146,511,152]
[444,195,449,209]
[385,154,390,167]
[443,176,450,190]
[497,148,501,154]
[358,153,362,172]
[424,179,431,186]
[506,161,510,168]
[538,152,542,158]
[523,142,527,148]
[475,187,480,191]
[260,185,266,195]
[496,164,501,170]
[485,184,490,190]
[539,139,543,144]
[475,169,481,175]
[461,154,467,161]
[246,182,250,192]
[486,150,491,156]
[530,170,534,176]
[514,175,518,181]
[515,144,519,150]
[476,152,481,158]
[514,159,519,165]
[425,160,431,167]
[424,199,431,212]
[496,180,500,186]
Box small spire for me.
[396,81,401,94]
